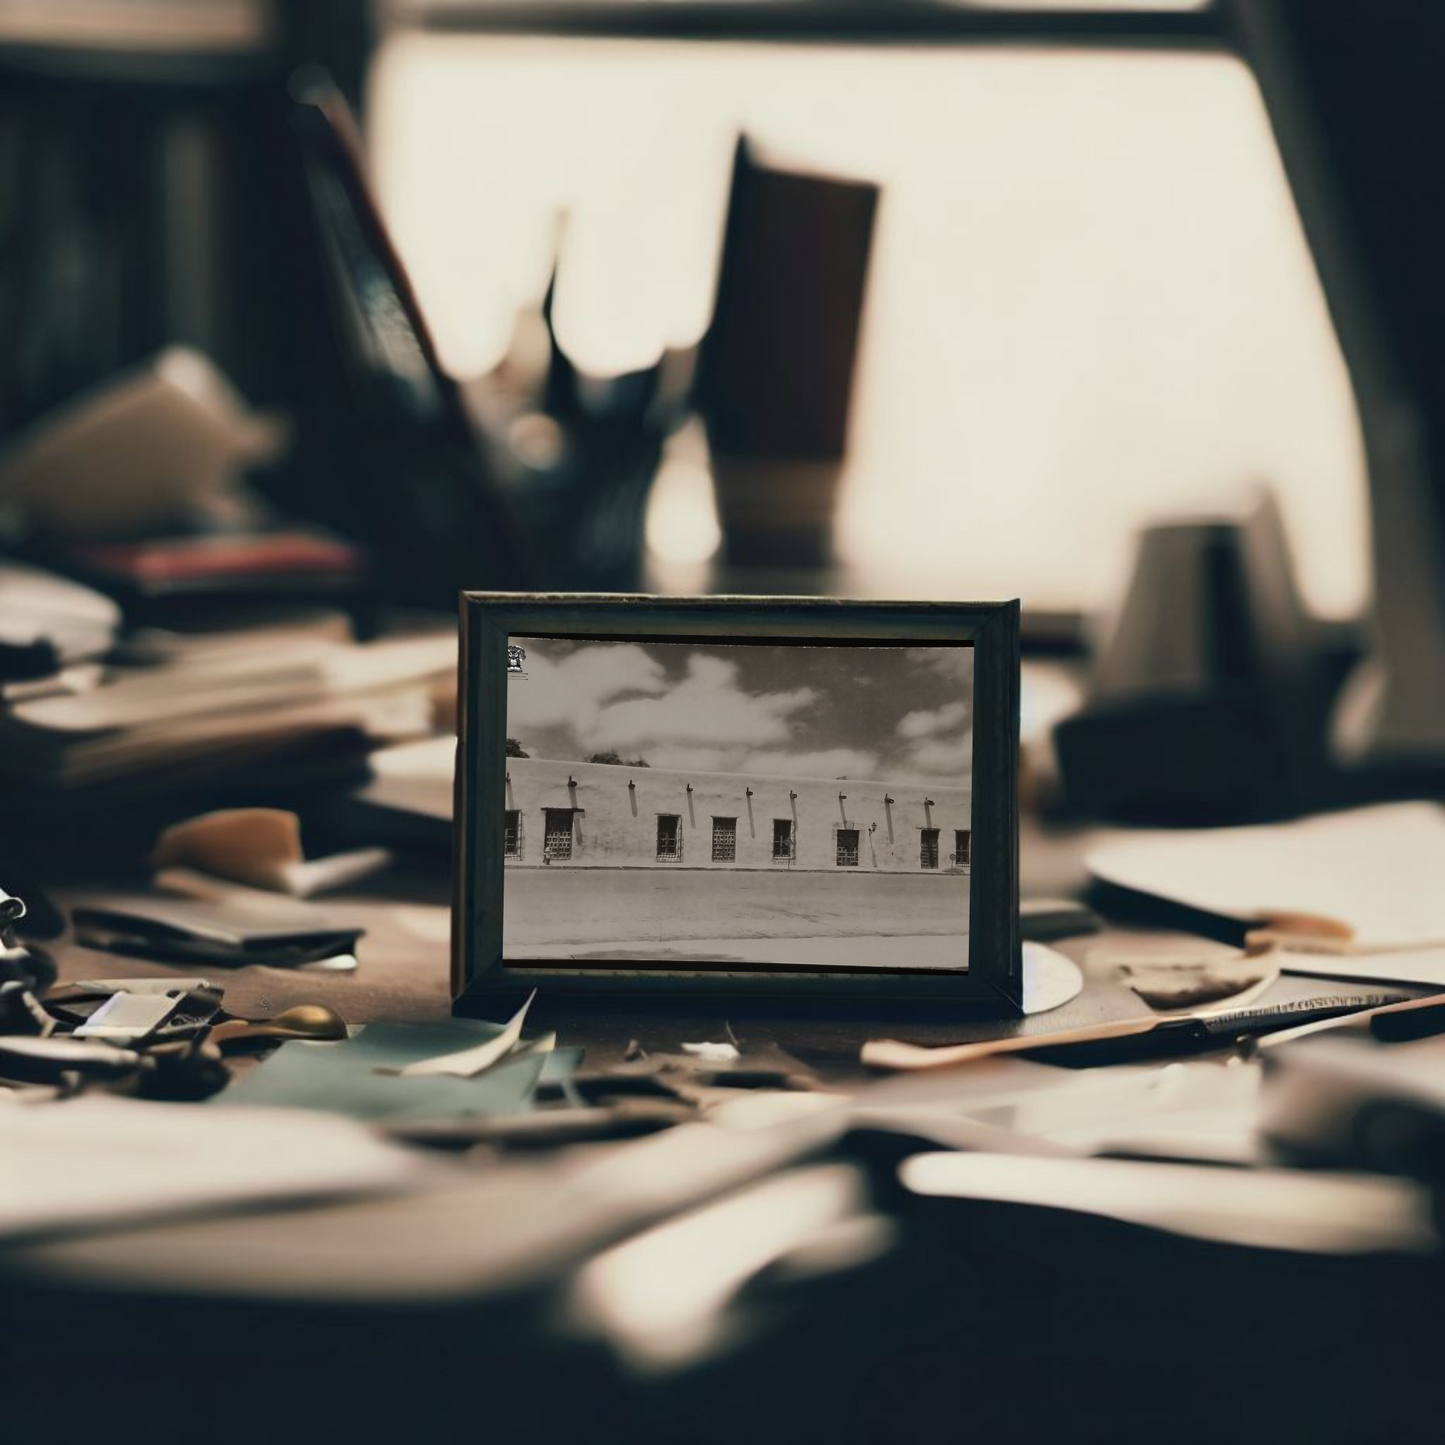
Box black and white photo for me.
[501,635,974,970]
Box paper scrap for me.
[0,1096,421,1244]
[212,1018,570,1120]
[899,1152,1435,1255]
[400,991,537,1078]
[73,990,180,1042]
[1120,958,1278,1011]
[680,1041,741,1063]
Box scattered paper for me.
[849,1056,1264,1165]
[0,1096,423,1244]
[680,1041,741,1063]
[1088,802,1445,950]
[213,1017,572,1120]
[72,990,180,1042]
[1119,958,1278,1011]
[400,992,537,1078]
[900,1151,1435,1255]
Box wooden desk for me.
[9,835,1441,1445]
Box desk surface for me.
[43,808,1370,1070]
[10,829,1442,1445]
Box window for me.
[955,829,971,868]
[543,808,574,860]
[921,828,940,869]
[656,814,681,860]
[373,41,1368,623]
[711,816,736,862]
[836,828,859,867]
[772,818,793,860]
[503,809,520,857]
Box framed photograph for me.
[454,594,1021,1012]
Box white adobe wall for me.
[503,756,971,872]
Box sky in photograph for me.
[505,637,973,784]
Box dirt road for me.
[502,866,969,967]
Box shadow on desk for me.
[2,1163,1438,1444]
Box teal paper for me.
[212,1020,580,1120]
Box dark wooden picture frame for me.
[454,594,1021,1013]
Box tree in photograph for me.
[587,751,649,767]
[506,738,530,758]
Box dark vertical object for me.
[1230,1,1445,770]
[280,71,533,603]
[0,0,375,442]
[695,139,877,566]
[277,0,374,114]
[1053,495,1340,823]
[0,51,299,437]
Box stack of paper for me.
[0,628,454,791]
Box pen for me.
[1257,990,1445,1048]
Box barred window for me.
[503,809,520,857]
[657,814,681,859]
[772,818,793,859]
[711,817,737,862]
[544,808,574,860]
[921,829,940,869]
[836,829,859,867]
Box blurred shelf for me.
[400,0,1225,48]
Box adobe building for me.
[502,756,971,873]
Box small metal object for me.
[74,991,183,1044]
[208,1002,349,1048]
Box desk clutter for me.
[9,845,1445,1269]
[7,558,1445,1412]
[0,560,454,855]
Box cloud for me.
[896,700,971,740]
[599,744,882,781]
[741,748,880,781]
[901,731,974,779]
[588,653,816,753]
[506,642,666,733]
[905,647,975,684]
[645,746,741,773]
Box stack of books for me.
[1,593,454,837]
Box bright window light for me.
[369,33,1367,619]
